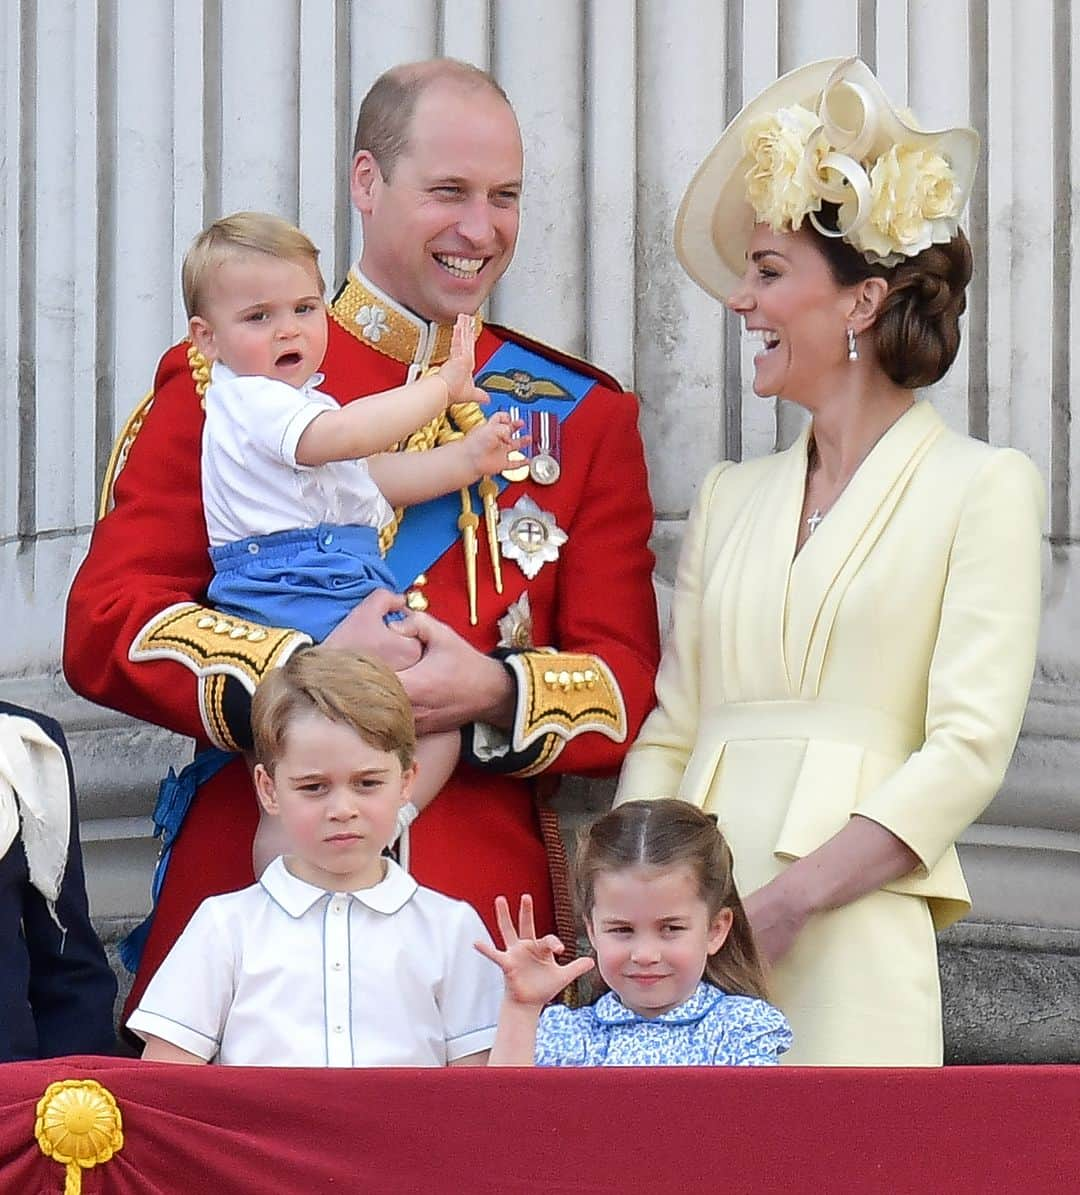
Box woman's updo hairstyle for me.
[811,203,973,389]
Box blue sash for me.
[385,339,598,584]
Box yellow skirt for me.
[704,740,943,1066]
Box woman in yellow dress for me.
[615,58,1044,1065]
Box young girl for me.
[478,798,792,1066]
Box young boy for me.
[183,211,523,873]
[127,649,503,1066]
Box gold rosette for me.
[35,1079,124,1194]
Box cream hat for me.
[674,57,980,300]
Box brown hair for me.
[808,206,973,389]
[574,798,769,1001]
[182,210,325,319]
[353,58,512,177]
[251,648,416,774]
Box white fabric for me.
[0,715,70,915]
[201,362,394,546]
[127,856,502,1067]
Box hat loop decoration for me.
[35,1079,124,1194]
[674,57,980,300]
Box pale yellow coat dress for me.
[615,401,1043,1065]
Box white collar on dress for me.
[259,854,418,918]
[593,981,723,1026]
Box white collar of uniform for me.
[259,854,418,918]
[209,360,325,392]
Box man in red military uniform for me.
[64,59,660,1017]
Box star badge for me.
[497,496,568,581]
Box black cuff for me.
[221,677,255,752]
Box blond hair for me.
[251,649,416,774]
[575,799,770,1002]
[353,58,512,177]
[181,210,325,318]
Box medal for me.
[528,411,561,486]
[501,403,531,482]
[497,495,568,580]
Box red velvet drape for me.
[2,1057,1077,1193]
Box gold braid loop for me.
[186,342,212,408]
[376,397,487,556]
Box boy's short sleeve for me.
[439,903,504,1062]
[209,374,331,469]
[126,897,238,1060]
[535,1003,589,1067]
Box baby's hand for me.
[463,411,528,478]
[436,313,489,407]
[475,895,595,1009]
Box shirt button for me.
[247,542,259,555]
[333,1024,345,1034]
[332,961,344,971]
[324,532,334,545]
[331,902,345,914]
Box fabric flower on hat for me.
[743,104,823,232]
[845,144,961,264]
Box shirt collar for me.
[593,981,723,1026]
[329,268,481,369]
[259,855,418,918]
[209,360,324,392]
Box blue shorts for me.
[207,523,400,643]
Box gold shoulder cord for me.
[375,384,497,625]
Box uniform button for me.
[331,901,345,914]
[323,532,334,545]
[333,1024,344,1034]
[332,961,344,971]
[247,542,259,554]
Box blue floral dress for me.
[535,982,791,1066]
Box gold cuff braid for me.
[503,651,628,775]
[130,603,311,747]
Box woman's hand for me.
[476,894,595,1009]
[741,880,812,966]
[743,815,922,965]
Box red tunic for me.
[64,292,660,1018]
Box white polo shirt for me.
[127,857,502,1066]
[201,362,393,547]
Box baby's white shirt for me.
[201,362,393,546]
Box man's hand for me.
[394,610,515,734]
[322,589,422,671]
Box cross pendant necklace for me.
[806,508,824,534]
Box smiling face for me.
[189,251,328,387]
[585,864,733,1019]
[253,711,414,891]
[726,223,861,405]
[351,80,523,324]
